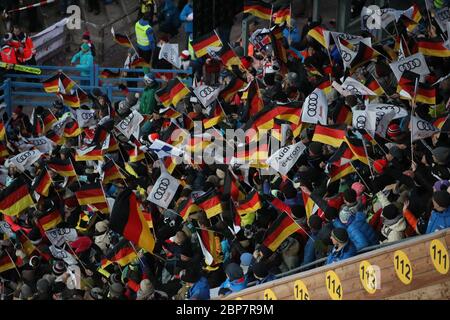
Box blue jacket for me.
[219,277,248,296]
[179,4,193,34]
[302,231,318,265]
[188,277,210,300]
[326,241,357,265]
[136,19,156,51]
[333,212,378,251]
[283,27,301,44]
[161,0,180,25]
[71,50,93,77]
[255,273,276,285]
[426,207,450,234]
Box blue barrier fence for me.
[3,64,192,115]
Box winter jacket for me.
[426,206,450,234]
[139,85,158,115]
[333,212,378,251]
[187,276,210,300]
[255,273,276,285]
[302,231,318,265]
[326,241,357,265]
[218,277,248,296]
[179,4,193,34]
[71,50,94,77]
[381,216,407,243]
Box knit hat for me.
[240,252,253,267]
[52,261,66,275]
[331,228,349,243]
[109,283,124,297]
[20,284,33,300]
[343,188,357,204]
[137,279,155,299]
[309,214,322,231]
[382,204,400,220]
[81,43,90,52]
[252,262,269,279]
[225,263,244,281]
[433,191,450,208]
[351,182,365,197]
[432,147,450,163]
[36,279,50,294]
[373,159,388,174]
[180,50,190,60]
[387,123,401,138]
[70,236,92,254]
[90,287,104,300]
[434,180,450,191]
[95,220,109,233]
[82,31,90,39]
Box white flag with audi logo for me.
[147,172,180,209]
[46,228,78,247]
[301,88,328,125]
[389,52,430,81]
[5,149,43,172]
[193,85,221,107]
[116,110,144,139]
[27,137,54,154]
[341,77,377,96]
[158,43,181,69]
[411,116,439,141]
[76,108,96,127]
[266,141,306,176]
[352,110,376,134]
[366,109,396,138]
[365,104,408,120]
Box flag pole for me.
[4,250,21,279]
[410,78,419,167]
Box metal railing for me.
[3,64,192,114]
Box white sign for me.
[193,85,221,108]
[365,104,408,120]
[266,141,306,176]
[148,139,184,159]
[49,245,78,265]
[341,77,377,96]
[46,228,78,247]
[76,109,96,127]
[116,110,144,139]
[147,172,180,209]
[389,52,430,81]
[27,137,54,154]
[411,116,439,141]
[5,149,43,172]
[301,88,328,125]
[367,110,396,138]
[159,43,181,69]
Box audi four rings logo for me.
[344,85,361,95]
[199,87,215,98]
[355,115,367,129]
[341,51,352,62]
[16,151,33,163]
[376,105,400,114]
[437,9,449,21]
[153,178,170,200]
[81,112,94,120]
[306,92,319,117]
[397,59,421,72]
[417,120,436,131]
[31,139,47,146]
[120,113,135,130]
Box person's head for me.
[143,73,156,87]
[81,43,90,53]
[343,188,357,205]
[108,282,124,299]
[432,191,450,212]
[82,31,90,42]
[432,147,450,165]
[252,262,269,280]
[12,25,21,37]
[330,228,349,248]
[324,207,338,222]
[225,263,244,281]
[308,214,323,232]
[387,123,401,140]
[180,268,201,285]
[174,230,187,245]
[12,105,23,120]
[308,142,323,157]
[382,204,400,221]
[136,279,155,300]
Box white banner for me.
[193,85,221,108]
[301,88,328,125]
[147,139,184,159]
[352,110,376,133]
[5,149,43,172]
[360,6,398,30]
[411,116,439,141]
[341,77,377,96]
[266,141,306,176]
[49,245,78,265]
[116,110,144,139]
[27,137,54,154]
[367,110,396,138]
[365,104,408,120]
[147,172,180,209]
[46,228,78,247]
[337,38,357,70]
[159,43,181,69]
[389,52,430,81]
[76,109,96,127]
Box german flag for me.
[400,4,422,32]
[235,142,269,163]
[185,136,211,154]
[191,31,222,58]
[220,77,246,103]
[0,121,5,141]
[274,102,302,124]
[198,229,223,266]
[59,73,76,93]
[46,130,64,145]
[270,25,287,64]
[0,142,9,162]
[64,120,82,138]
[203,104,225,129]
[164,157,178,175]
[270,196,293,217]
[223,171,245,202]
[334,105,352,125]
[110,189,155,253]
[302,192,317,220]
[244,81,264,116]
[168,78,190,107]
[273,4,291,25]
[75,146,104,162]
[102,160,125,184]
[47,158,77,177]
[104,135,120,152]
[0,178,34,216]
[244,106,277,132]
[327,142,355,166]
[125,144,145,163]
[41,109,57,133]
[329,162,356,183]
[417,39,450,58]
[244,0,272,20]
[103,241,137,267]
[350,42,381,70]
[177,197,200,221]
[75,182,109,213]
[111,28,132,48]
[161,107,182,119]
[312,125,346,148]
[100,69,121,78]
[262,212,300,252]
[344,133,369,165]
[17,230,36,256]
[317,77,333,96]
[58,92,81,108]
[31,169,52,197]
[307,26,329,48]
[156,85,172,107]
[130,57,151,68]
[397,70,419,98]
[38,208,62,231]
[196,192,223,219]
[42,73,60,93]
[236,190,262,216]
[217,44,241,70]
[365,74,385,96]
[0,255,15,273]
[416,83,436,105]
[433,116,450,132]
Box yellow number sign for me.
[325,270,343,300]
[359,260,378,294]
[430,239,449,275]
[263,289,277,300]
[393,250,413,285]
[293,280,310,300]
